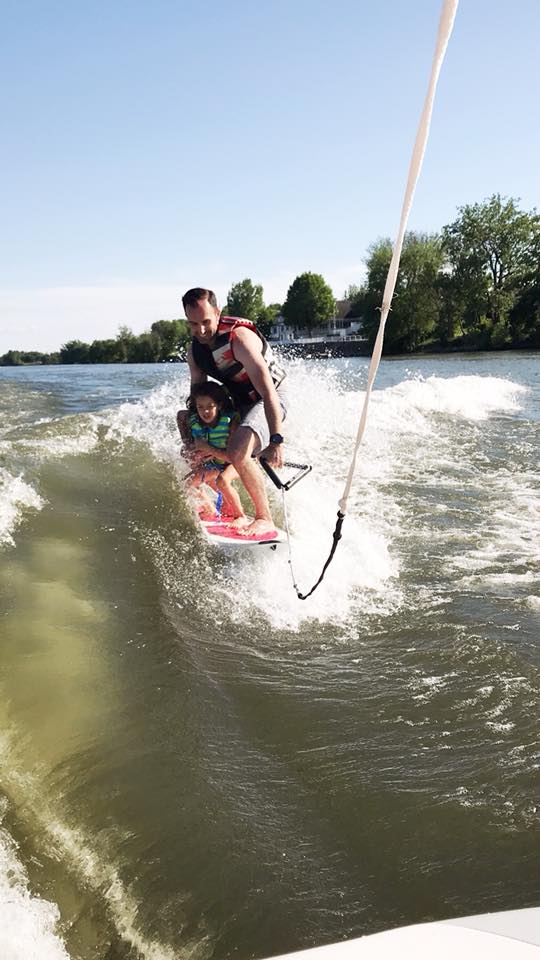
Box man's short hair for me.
[182,288,218,312]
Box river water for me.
[0,353,539,960]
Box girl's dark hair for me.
[188,381,233,413]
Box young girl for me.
[185,382,246,523]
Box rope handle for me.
[260,459,312,491]
[293,512,345,601]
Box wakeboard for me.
[196,506,286,550]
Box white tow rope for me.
[285,0,459,599]
[339,0,459,514]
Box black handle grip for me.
[260,458,283,489]
[260,459,312,491]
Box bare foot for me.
[227,515,250,529]
[191,492,217,521]
[241,518,277,537]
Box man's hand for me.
[192,437,230,463]
[259,441,284,469]
[181,442,206,467]
[180,442,194,459]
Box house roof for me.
[335,299,362,320]
[334,299,351,319]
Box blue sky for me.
[1,0,539,352]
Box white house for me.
[268,300,364,343]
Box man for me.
[178,287,287,537]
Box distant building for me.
[269,300,364,343]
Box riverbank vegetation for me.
[1,194,538,365]
[356,195,540,352]
[1,320,191,366]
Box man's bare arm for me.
[177,345,208,448]
[187,343,208,392]
[232,328,284,467]
[192,438,231,462]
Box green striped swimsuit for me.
[188,412,235,470]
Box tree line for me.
[229,195,540,352]
[1,194,538,365]
[1,320,191,366]
[226,195,540,352]
[357,194,540,352]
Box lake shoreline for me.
[270,339,539,361]
[1,341,538,367]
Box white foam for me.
[0,716,199,960]
[215,497,400,631]
[99,365,535,627]
[15,417,100,460]
[43,820,189,960]
[0,812,70,960]
[102,379,186,466]
[0,467,44,547]
[384,374,526,421]
[447,466,540,583]
[102,371,403,629]
[0,784,204,960]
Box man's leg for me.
[226,426,275,533]
[216,465,246,521]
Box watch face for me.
[270,434,284,444]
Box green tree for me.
[115,325,137,362]
[509,225,540,346]
[21,351,47,364]
[348,285,367,320]
[257,302,281,337]
[361,233,443,352]
[226,279,265,324]
[60,340,91,363]
[129,332,161,363]
[282,272,335,334]
[510,284,540,346]
[150,319,189,359]
[343,283,364,302]
[436,271,466,345]
[436,260,490,345]
[442,195,539,346]
[1,350,23,365]
[88,339,126,363]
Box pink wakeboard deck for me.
[195,506,285,549]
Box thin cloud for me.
[0,285,182,353]
[0,266,367,354]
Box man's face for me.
[185,299,220,344]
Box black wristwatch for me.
[269,433,284,445]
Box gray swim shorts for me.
[238,387,288,457]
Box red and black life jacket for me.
[191,316,286,406]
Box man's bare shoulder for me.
[232,325,263,354]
